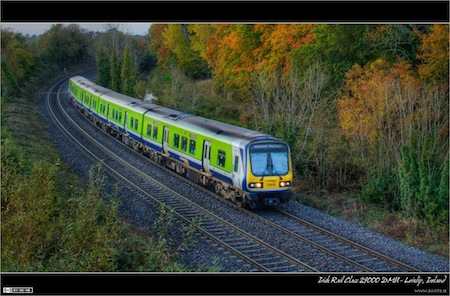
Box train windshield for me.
[249,143,289,176]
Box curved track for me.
[44,73,424,272]
[45,72,317,272]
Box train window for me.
[173,134,180,148]
[249,143,289,176]
[134,119,138,130]
[147,124,152,137]
[181,137,187,151]
[189,140,196,155]
[234,156,239,173]
[218,150,226,167]
[130,117,134,128]
[153,126,158,139]
[118,112,122,122]
[112,109,116,120]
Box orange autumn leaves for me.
[152,24,315,93]
[337,24,449,149]
[337,59,415,146]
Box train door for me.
[88,96,92,112]
[202,140,211,175]
[124,112,128,134]
[232,148,242,188]
[107,105,110,124]
[163,126,169,155]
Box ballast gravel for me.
[38,82,449,273]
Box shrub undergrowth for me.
[1,76,220,272]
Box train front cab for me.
[245,140,293,207]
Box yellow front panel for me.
[247,172,293,191]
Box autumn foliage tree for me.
[337,25,448,225]
[417,24,449,88]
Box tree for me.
[337,56,449,224]
[188,24,218,62]
[294,24,375,88]
[1,29,35,95]
[96,47,110,87]
[368,25,425,64]
[162,24,210,79]
[110,50,121,92]
[120,45,136,96]
[204,24,261,96]
[253,24,315,74]
[148,24,171,70]
[37,24,90,68]
[248,62,332,187]
[417,24,449,85]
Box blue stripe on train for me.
[81,105,234,186]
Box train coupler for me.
[263,197,280,206]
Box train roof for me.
[181,116,269,140]
[71,76,111,96]
[134,101,272,141]
[71,76,279,143]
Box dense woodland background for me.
[2,24,449,269]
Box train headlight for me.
[280,181,291,187]
[249,182,263,189]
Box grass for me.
[1,69,221,272]
[295,190,449,259]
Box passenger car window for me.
[174,134,180,148]
[218,150,226,167]
[189,140,196,155]
[181,137,187,151]
[153,126,158,139]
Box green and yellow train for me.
[68,76,292,209]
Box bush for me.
[1,147,124,271]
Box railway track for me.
[255,209,421,272]
[45,73,317,272]
[45,73,423,273]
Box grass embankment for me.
[296,191,449,259]
[1,71,212,272]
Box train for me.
[68,76,293,209]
